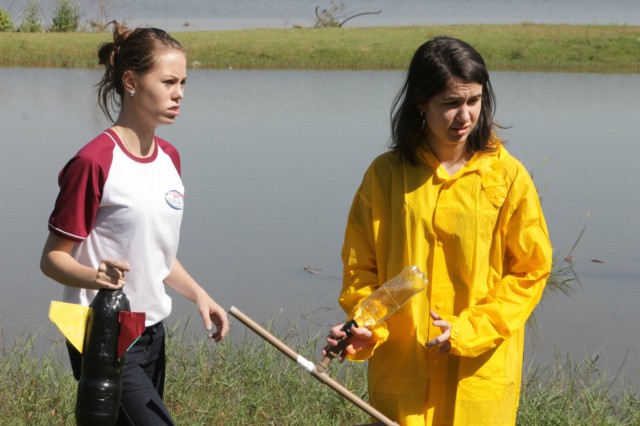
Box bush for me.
[18,0,42,33]
[314,1,345,28]
[51,0,80,32]
[0,8,14,32]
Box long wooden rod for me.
[228,306,398,426]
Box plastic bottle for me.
[319,265,428,368]
[75,289,130,426]
[353,265,428,327]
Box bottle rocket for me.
[319,265,428,369]
[75,289,130,426]
[49,289,146,425]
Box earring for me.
[129,91,135,97]
[420,111,426,131]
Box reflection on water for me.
[0,68,638,387]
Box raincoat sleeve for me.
[339,166,390,361]
[446,165,553,358]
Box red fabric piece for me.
[118,311,146,360]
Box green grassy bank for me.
[1,323,638,425]
[1,24,639,72]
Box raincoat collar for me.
[415,137,506,183]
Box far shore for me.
[1,24,639,73]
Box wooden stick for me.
[228,306,398,426]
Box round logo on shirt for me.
[165,190,184,210]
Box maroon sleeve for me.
[156,137,181,176]
[48,135,114,241]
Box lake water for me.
[0,68,638,389]
[1,0,639,30]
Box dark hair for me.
[390,36,497,164]
[96,21,184,123]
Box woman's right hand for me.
[95,259,130,290]
[323,322,375,362]
[41,232,129,290]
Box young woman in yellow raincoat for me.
[325,36,552,426]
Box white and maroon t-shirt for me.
[48,128,184,326]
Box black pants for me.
[68,322,175,425]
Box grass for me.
[1,317,638,425]
[0,322,371,425]
[0,236,631,424]
[0,24,639,73]
[518,352,640,426]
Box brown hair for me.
[96,21,184,122]
[390,36,498,164]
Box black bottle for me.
[75,289,130,425]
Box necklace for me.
[113,126,155,157]
[113,126,135,155]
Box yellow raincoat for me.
[340,142,552,426]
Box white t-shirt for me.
[48,129,184,326]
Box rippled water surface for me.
[1,68,638,387]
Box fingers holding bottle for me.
[96,259,130,290]
[323,322,375,362]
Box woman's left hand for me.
[163,259,230,342]
[197,297,229,342]
[426,310,451,354]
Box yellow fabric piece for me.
[49,301,90,353]
[339,143,552,426]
